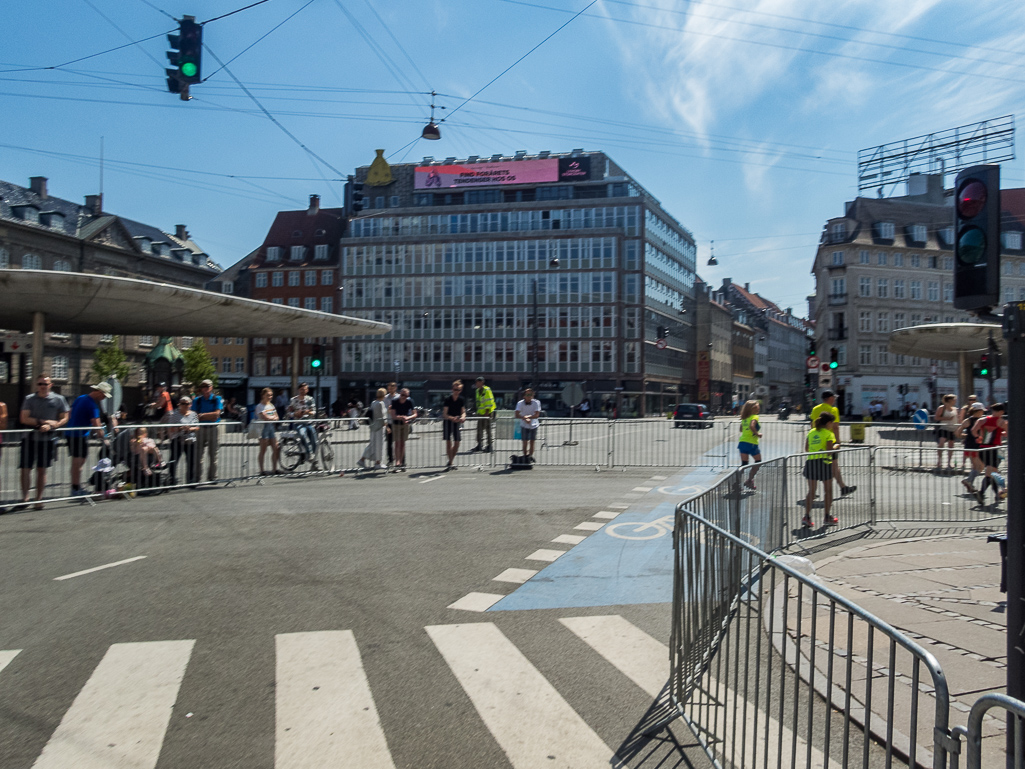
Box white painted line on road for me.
[54,556,147,581]
[419,475,444,484]
[493,568,538,584]
[552,534,587,545]
[426,623,614,767]
[593,511,620,520]
[650,476,668,481]
[561,615,826,768]
[275,631,395,769]
[525,549,567,562]
[574,522,605,532]
[0,649,21,676]
[632,486,653,492]
[31,640,194,769]
[608,504,630,509]
[448,592,505,612]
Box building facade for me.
[337,150,698,416]
[810,174,1025,416]
[694,281,733,413]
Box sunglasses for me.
[36,382,51,386]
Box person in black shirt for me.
[388,388,418,471]
[442,380,466,470]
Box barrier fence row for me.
[665,449,1017,768]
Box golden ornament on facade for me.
[366,149,394,186]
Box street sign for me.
[655,338,667,350]
[561,383,585,408]
[806,355,820,368]
[912,409,929,430]
[0,332,32,352]
[818,374,833,388]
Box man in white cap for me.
[67,382,111,497]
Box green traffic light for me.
[311,360,322,369]
[980,368,988,376]
[829,361,838,369]
[181,62,197,78]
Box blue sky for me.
[2,0,1023,312]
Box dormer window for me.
[12,204,39,223]
[292,230,303,238]
[939,227,954,246]
[314,244,329,260]
[40,211,65,229]
[877,221,895,239]
[828,222,846,243]
[266,246,282,262]
[290,245,306,261]
[911,224,927,243]
[1003,232,1023,250]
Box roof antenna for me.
[422,91,444,141]
[707,239,718,267]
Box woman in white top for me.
[256,387,280,475]
[933,393,958,470]
[514,388,542,460]
[357,388,388,471]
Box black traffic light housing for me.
[166,16,202,98]
[311,343,323,370]
[351,181,365,213]
[829,347,839,369]
[656,326,667,339]
[953,164,1000,313]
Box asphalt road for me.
[0,456,724,769]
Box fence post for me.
[607,419,614,469]
[869,447,877,526]
[780,455,789,552]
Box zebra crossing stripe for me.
[426,622,614,768]
[275,631,395,769]
[31,640,194,769]
[0,649,21,676]
[561,615,826,768]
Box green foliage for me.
[90,337,131,384]
[182,339,218,389]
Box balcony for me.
[827,293,847,305]
[827,328,848,340]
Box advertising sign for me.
[697,351,710,402]
[558,156,590,181]
[415,159,558,189]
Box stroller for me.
[92,427,174,497]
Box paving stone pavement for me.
[806,530,1010,765]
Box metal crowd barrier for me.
[951,693,1025,769]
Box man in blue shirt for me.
[191,379,223,482]
[67,382,111,496]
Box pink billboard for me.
[415,158,558,189]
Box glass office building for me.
[337,151,697,416]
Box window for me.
[390,196,400,208]
[877,346,889,366]
[22,253,41,269]
[288,298,300,308]
[139,336,154,346]
[1021,263,1025,276]
[1004,287,1016,303]
[878,222,895,239]
[288,271,300,286]
[927,281,939,301]
[53,259,72,272]
[221,357,232,374]
[253,356,266,377]
[314,244,329,260]
[272,298,283,305]
[290,246,305,261]
[859,277,872,297]
[223,337,233,345]
[209,337,220,345]
[836,345,847,365]
[0,247,8,268]
[910,280,921,300]
[877,312,889,333]
[829,222,846,242]
[911,224,927,242]
[830,277,846,295]
[943,256,953,270]
[831,250,844,266]
[181,337,193,349]
[927,255,937,269]
[909,254,920,267]
[99,334,114,343]
[894,312,905,329]
[859,344,872,365]
[1003,232,1022,250]
[910,313,922,326]
[859,249,870,264]
[304,270,317,286]
[374,196,385,210]
[893,253,904,267]
[321,270,334,285]
[271,271,284,287]
[266,246,282,262]
[235,357,245,373]
[51,355,68,380]
[940,227,954,246]
[893,279,905,299]
[943,283,953,303]
[304,297,317,310]
[270,357,283,375]
[221,281,234,294]
[859,311,872,332]
[877,278,888,298]
[255,272,268,288]
[877,252,887,266]
[236,338,244,345]
[320,296,333,313]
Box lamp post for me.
[530,258,560,390]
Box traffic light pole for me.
[1004,302,1025,764]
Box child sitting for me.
[130,426,164,475]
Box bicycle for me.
[278,420,335,473]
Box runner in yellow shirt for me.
[737,400,761,490]
[803,412,838,528]
[809,390,856,496]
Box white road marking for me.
[561,615,826,768]
[525,549,566,562]
[632,486,654,492]
[650,475,668,481]
[608,504,630,510]
[573,522,605,532]
[426,623,614,767]
[593,511,619,520]
[275,631,395,769]
[419,475,444,484]
[31,640,194,769]
[622,493,643,499]
[0,649,21,675]
[552,534,587,545]
[493,568,538,584]
[54,556,147,581]
[447,592,505,612]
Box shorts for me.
[21,438,57,469]
[443,421,461,442]
[261,423,277,441]
[521,427,538,441]
[978,448,1001,468]
[935,428,955,442]
[802,458,833,481]
[67,433,90,458]
[737,441,760,457]
[392,422,411,442]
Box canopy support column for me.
[32,311,45,381]
[958,350,974,405]
[291,337,300,395]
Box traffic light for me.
[953,164,1000,312]
[166,16,202,97]
[808,342,817,357]
[311,344,323,370]
[351,182,365,213]
[656,326,667,339]
[829,347,839,369]
[977,353,990,379]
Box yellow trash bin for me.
[850,422,866,444]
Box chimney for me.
[29,176,48,198]
[84,194,102,215]
[744,282,750,291]
[307,194,320,216]
[175,224,189,240]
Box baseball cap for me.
[970,402,985,411]
[200,379,214,387]
[90,382,113,398]
[820,389,834,398]
[475,376,485,381]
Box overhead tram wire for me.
[360,0,433,91]
[81,0,169,74]
[135,0,177,22]
[203,0,317,82]
[0,30,172,74]
[497,0,1025,86]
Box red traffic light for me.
[956,179,987,219]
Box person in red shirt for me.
[149,382,172,421]
[972,402,1008,502]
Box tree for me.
[90,336,131,384]
[182,338,218,390]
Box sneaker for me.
[974,490,985,505]
[824,514,838,526]
[801,514,815,529]
[483,446,493,453]
[470,445,482,453]
[744,480,757,491]
[310,462,319,471]
[961,479,975,494]
[840,486,857,496]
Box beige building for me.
[695,282,734,413]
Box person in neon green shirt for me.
[803,412,838,528]
[737,399,761,490]
[809,390,856,497]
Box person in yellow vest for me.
[737,399,762,490]
[809,390,856,497]
[803,412,838,528]
[472,376,496,453]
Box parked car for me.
[674,403,713,428]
